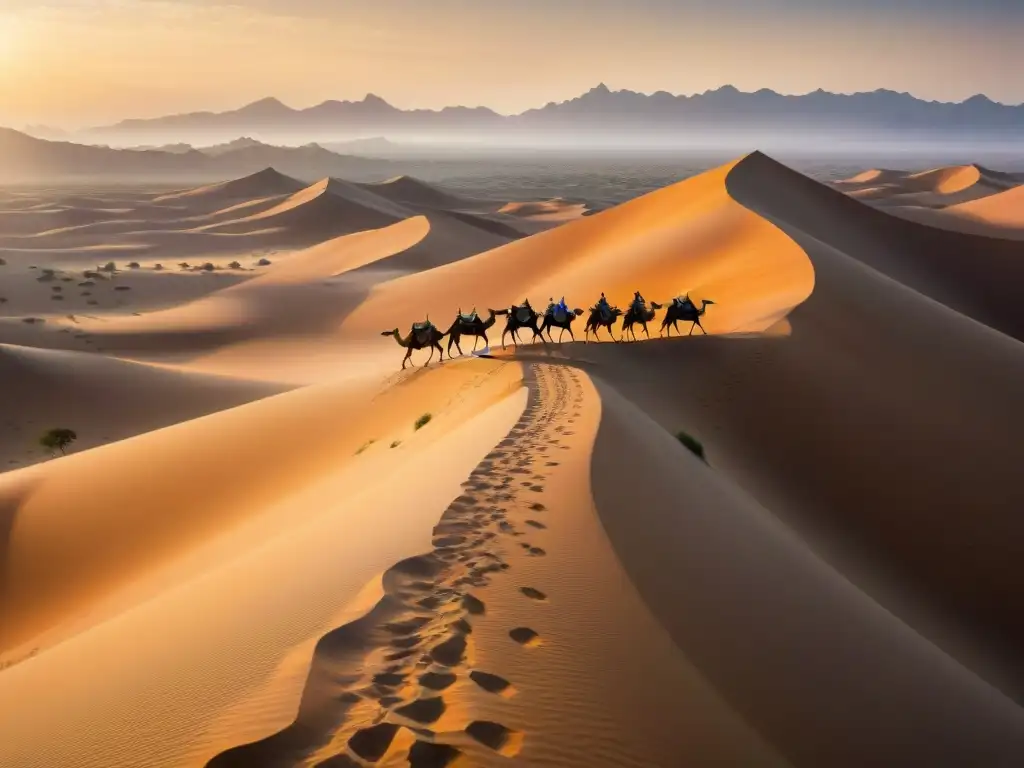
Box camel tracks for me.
[206,363,582,767]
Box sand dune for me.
[835,163,1017,208]
[342,157,814,340]
[886,184,1024,238]
[0,342,285,470]
[356,175,493,212]
[2,150,1023,768]
[152,168,307,203]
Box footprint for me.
[465,721,524,756]
[520,587,547,601]
[462,594,485,615]
[509,627,542,647]
[348,723,400,762]
[419,671,457,691]
[469,670,516,697]
[529,502,547,511]
[525,520,546,529]
[430,634,467,666]
[527,547,546,557]
[395,697,446,725]
[408,741,462,767]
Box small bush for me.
[128,262,140,269]
[414,413,432,431]
[201,262,215,272]
[390,440,401,448]
[675,430,706,462]
[356,439,376,455]
[178,262,190,270]
[100,261,117,272]
[153,263,164,271]
[39,427,77,456]
[82,270,103,280]
[257,258,272,266]
[228,261,242,270]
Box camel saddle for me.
[594,304,613,323]
[411,320,435,345]
[458,310,479,324]
[514,306,533,324]
[673,296,695,311]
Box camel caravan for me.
[381,292,715,369]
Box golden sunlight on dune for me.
[2,153,1023,768]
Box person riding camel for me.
[558,295,569,315]
[595,292,612,320]
[632,290,646,313]
[545,297,557,316]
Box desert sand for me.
[1,154,1023,768]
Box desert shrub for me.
[257,257,272,266]
[228,261,242,270]
[356,439,376,455]
[153,263,164,271]
[100,261,116,272]
[39,427,77,456]
[128,262,140,269]
[675,430,706,462]
[178,262,190,270]
[201,262,215,272]
[414,413,432,431]
[390,440,401,448]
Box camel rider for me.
[546,297,557,316]
[596,292,610,311]
[633,290,646,312]
[558,296,569,314]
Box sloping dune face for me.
[5,150,1024,768]
[153,168,306,203]
[343,159,815,338]
[836,163,1014,208]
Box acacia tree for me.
[39,428,77,456]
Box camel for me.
[661,296,716,336]
[380,320,446,369]
[445,308,497,356]
[622,300,664,341]
[584,304,623,343]
[540,304,585,342]
[497,301,547,349]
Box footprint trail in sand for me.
[206,363,582,767]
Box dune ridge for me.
[2,148,1023,768]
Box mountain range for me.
[0,128,395,183]
[69,84,1024,147]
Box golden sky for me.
[0,0,1018,128]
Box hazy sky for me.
[0,0,1019,127]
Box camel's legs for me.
[471,335,479,352]
[501,329,510,349]
[696,318,707,335]
[424,346,435,366]
[567,327,575,342]
[642,322,650,339]
[435,341,446,360]
[481,332,489,350]
[558,327,565,343]
[402,347,413,369]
